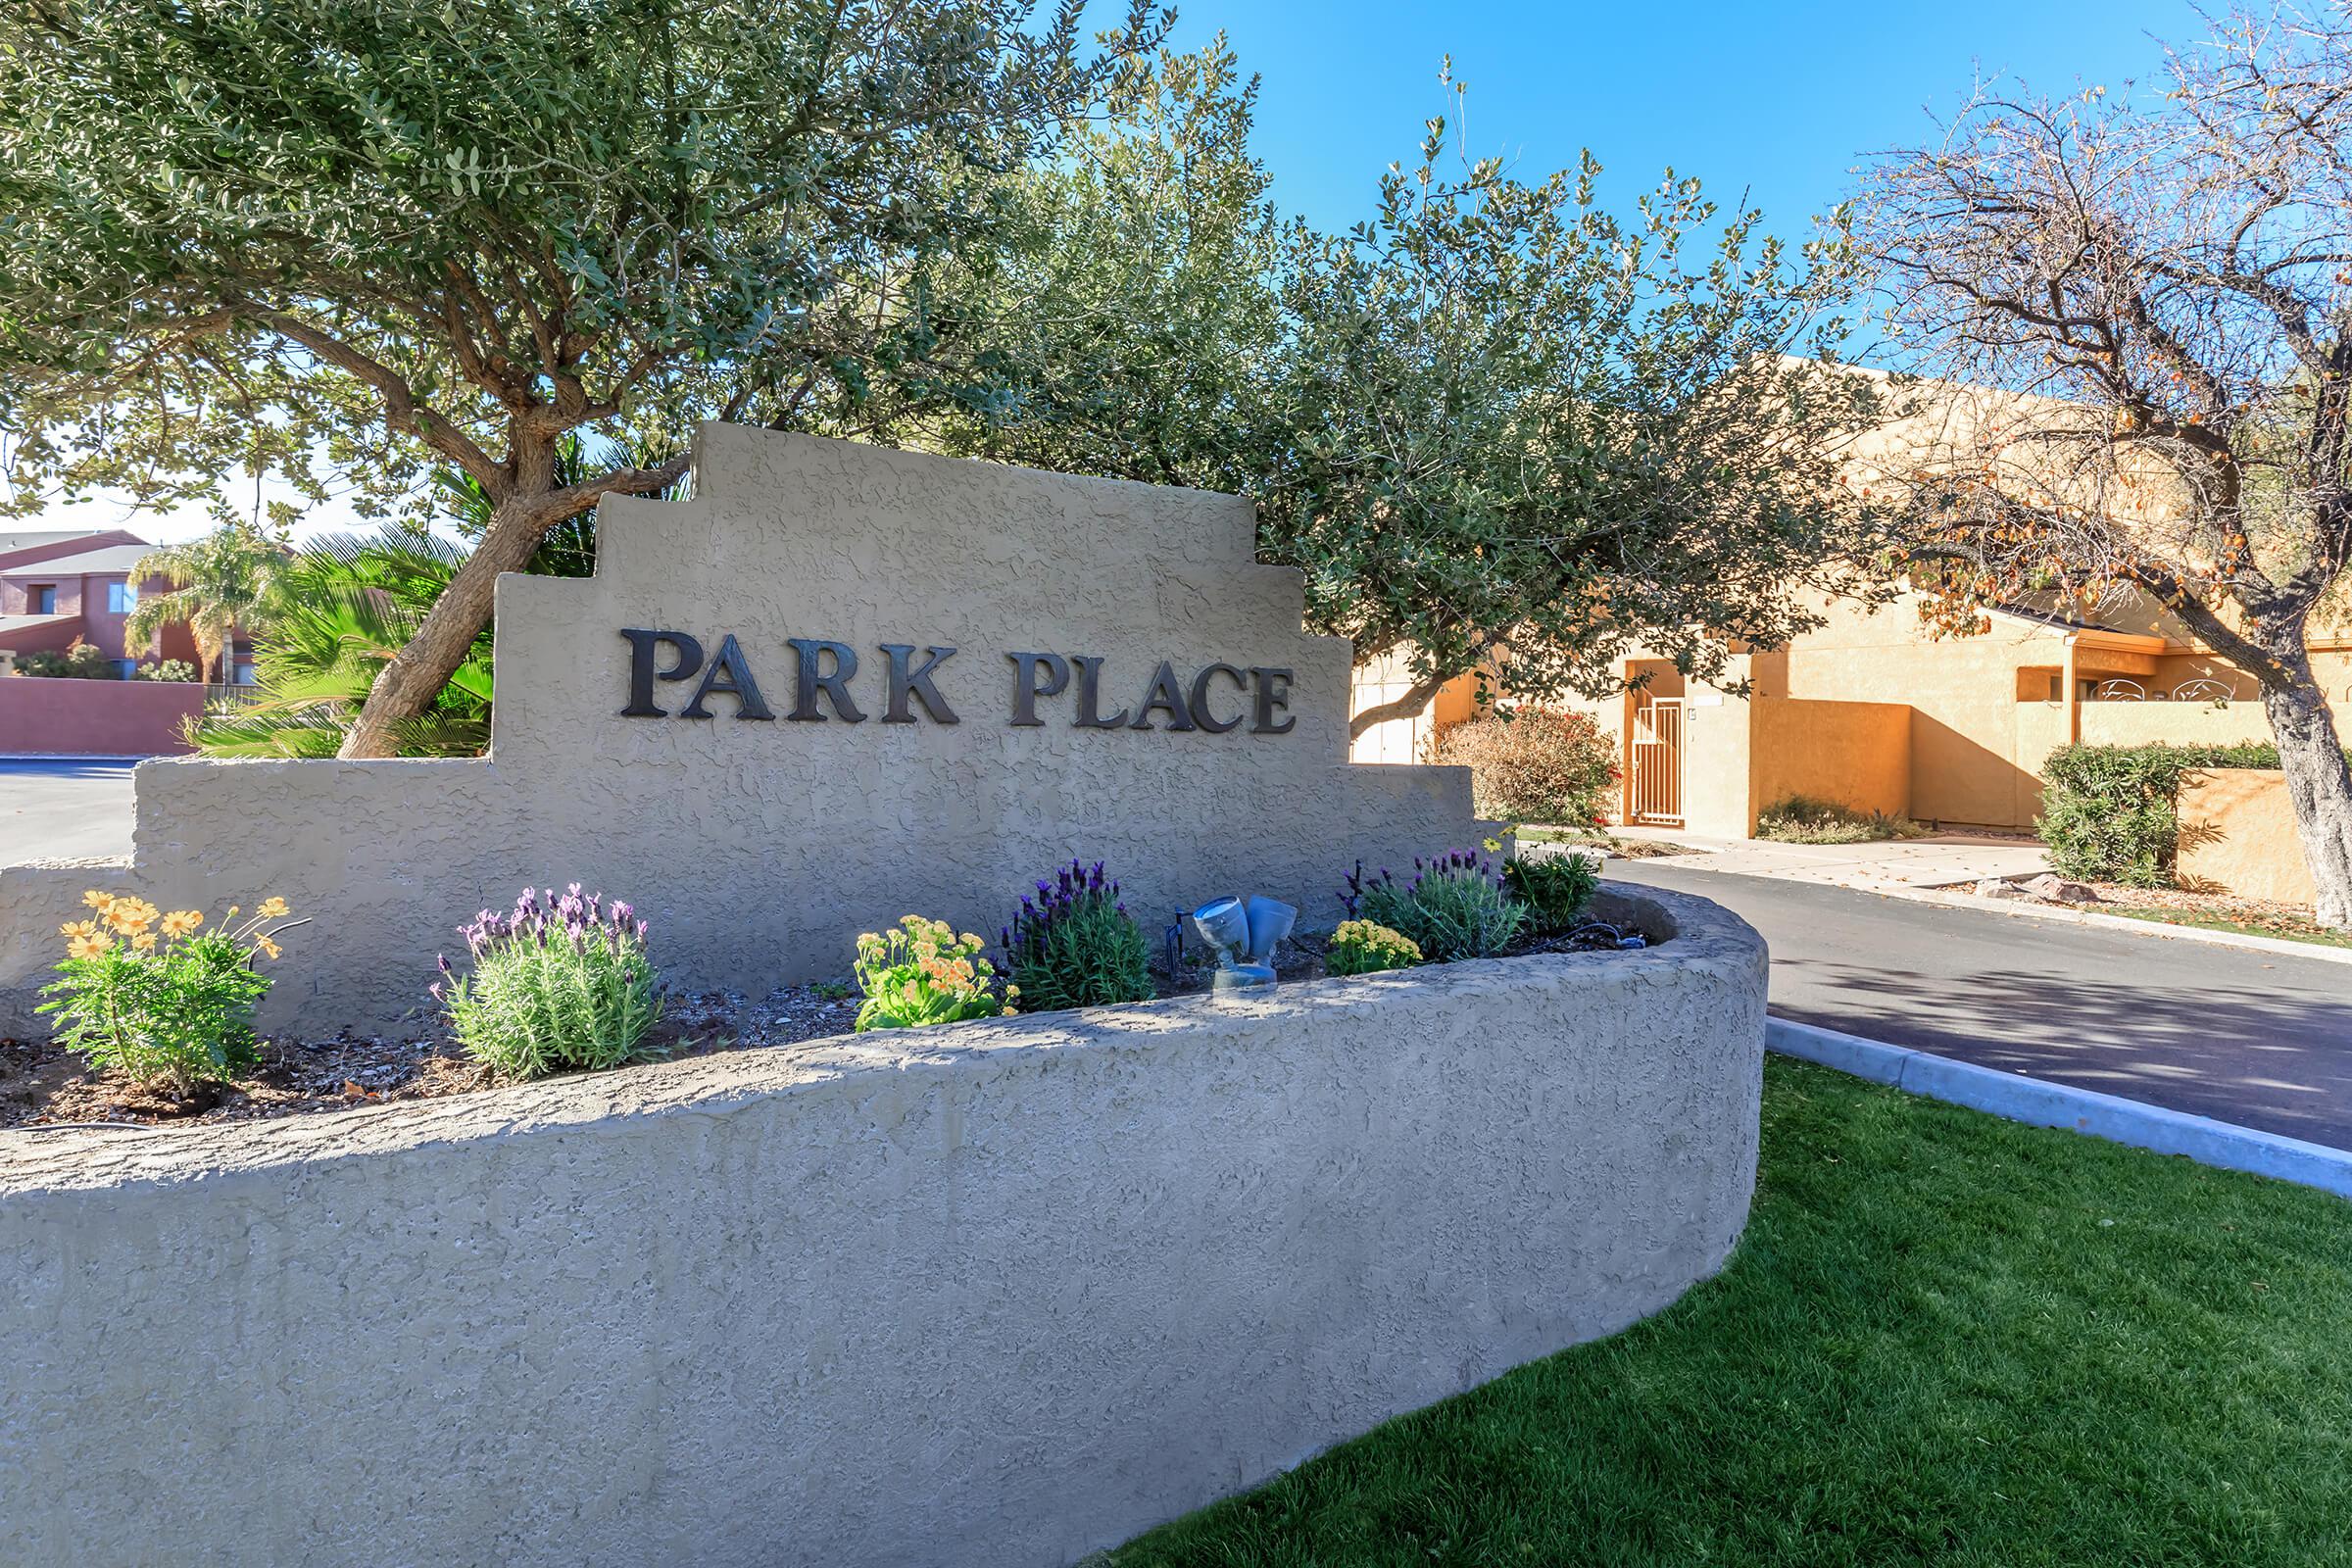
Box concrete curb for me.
[1767,1017,2352,1201]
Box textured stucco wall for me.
[2178,768,2321,906]
[1750,696,1912,822]
[0,882,1765,1568]
[0,428,1486,1035]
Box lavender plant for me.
[435,884,665,1080]
[1343,850,1527,962]
[1001,859,1153,1012]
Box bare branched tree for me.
[1860,4,2352,924]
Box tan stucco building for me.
[1348,368,2352,841]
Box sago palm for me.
[122,524,281,680]
[190,527,501,758]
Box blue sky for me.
[1152,0,2183,240]
[123,0,2186,544]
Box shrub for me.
[12,640,120,679]
[1434,709,1619,826]
[1326,919,1423,976]
[438,885,665,1080]
[1344,850,1527,961]
[38,890,296,1094]
[854,916,1011,1029]
[136,659,200,682]
[2035,742,2339,886]
[1754,796,1926,846]
[1002,859,1154,1012]
[1504,848,1602,935]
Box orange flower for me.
[255,936,282,961]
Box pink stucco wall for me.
[0,677,203,757]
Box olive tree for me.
[925,59,1899,736]
[0,0,1158,759]
[1860,6,2352,924]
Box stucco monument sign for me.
[0,425,1485,1035]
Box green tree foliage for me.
[925,52,1899,737]
[0,0,1160,757]
[122,524,281,681]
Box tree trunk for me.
[338,442,562,760]
[2255,634,2352,928]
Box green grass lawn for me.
[1112,1058,2352,1567]
[2103,904,2352,952]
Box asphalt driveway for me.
[1616,858,2352,1152]
[0,758,137,862]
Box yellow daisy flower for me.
[81,889,116,911]
[130,931,158,952]
[67,933,111,959]
[59,919,98,939]
[256,936,282,960]
[257,896,290,919]
[160,909,203,938]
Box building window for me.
[107,581,138,613]
[29,584,55,614]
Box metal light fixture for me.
[1186,894,1297,995]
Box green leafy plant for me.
[1003,860,1153,1012]
[1754,796,1927,846]
[1436,710,1620,826]
[1325,919,1424,977]
[437,886,665,1081]
[39,890,298,1095]
[12,641,119,679]
[1503,850,1603,936]
[1344,851,1527,962]
[135,659,199,682]
[853,916,1011,1030]
[2036,743,2336,887]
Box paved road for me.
[1616,858,2352,1151]
[0,759,136,862]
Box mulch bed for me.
[0,919,1652,1133]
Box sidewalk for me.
[1610,826,2049,892]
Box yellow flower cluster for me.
[1333,919,1422,960]
[853,914,1014,1022]
[60,889,291,962]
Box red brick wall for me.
[0,677,203,756]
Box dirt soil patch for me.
[1,918,1655,1133]
[1975,879,2351,950]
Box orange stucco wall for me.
[1751,697,1912,820]
[2177,769,2319,906]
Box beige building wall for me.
[2178,769,2321,906]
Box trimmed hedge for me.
[2036,742,2328,887]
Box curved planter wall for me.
[0,883,1765,1568]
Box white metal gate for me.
[1631,699,1685,825]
